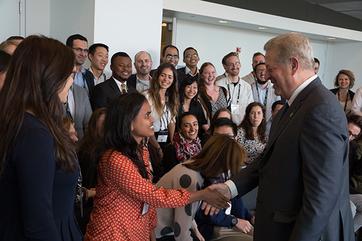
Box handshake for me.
[199,183,232,215]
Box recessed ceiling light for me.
[219,20,228,24]
[162,23,167,27]
[327,37,336,40]
[258,26,267,30]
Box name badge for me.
[142,203,149,215]
[230,104,241,115]
[157,134,168,143]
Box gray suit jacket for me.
[72,84,92,139]
[232,78,354,241]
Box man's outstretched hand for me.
[201,183,231,215]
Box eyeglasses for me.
[72,48,89,54]
[185,54,198,59]
[165,54,179,60]
[226,62,241,68]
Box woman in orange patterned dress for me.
[84,93,228,241]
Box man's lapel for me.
[262,78,321,160]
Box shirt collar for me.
[185,66,198,76]
[288,75,317,106]
[112,76,127,84]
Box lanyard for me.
[255,83,269,106]
[227,82,241,105]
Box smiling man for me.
[128,51,153,93]
[250,62,280,123]
[216,52,254,125]
[208,32,354,241]
[177,47,200,88]
[90,52,136,110]
[66,34,94,94]
[88,43,109,86]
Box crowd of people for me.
[0,31,361,241]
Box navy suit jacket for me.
[232,78,354,241]
[90,77,136,110]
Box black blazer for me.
[90,77,136,110]
[127,74,138,91]
[232,78,354,241]
[330,88,355,100]
[177,67,199,88]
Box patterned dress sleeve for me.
[100,150,190,208]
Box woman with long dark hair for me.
[84,93,227,241]
[236,102,267,165]
[0,36,81,241]
[178,75,208,133]
[144,63,179,157]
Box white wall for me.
[0,0,22,41]
[26,0,50,37]
[94,0,163,71]
[49,0,94,44]
[175,19,331,83]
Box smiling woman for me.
[178,75,208,136]
[143,63,179,158]
[330,69,355,115]
[84,93,228,241]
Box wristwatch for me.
[230,215,238,227]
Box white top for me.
[351,87,362,116]
[143,91,175,132]
[113,77,128,93]
[216,76,254,125]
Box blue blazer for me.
[232,78,354,241]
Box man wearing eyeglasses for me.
[177,47,200,88]
[216,52,254,125]
[66,34,94,95]
[162,44,179,67]
[150,44,180,78]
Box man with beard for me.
[216,52,254,125]
[250,62,280,123]
[128,51,153,93]
[242,52,265,85]
[90,52,136,110]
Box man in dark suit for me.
[177,47,200,88]
[90,52,136,110]
[206,32,354,241]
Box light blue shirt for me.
[73,66,87,91]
